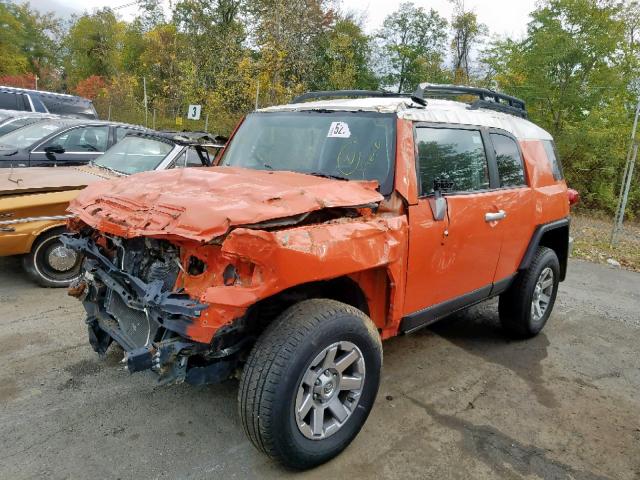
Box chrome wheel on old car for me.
[22,227,83,287]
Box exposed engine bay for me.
[63,233,243,385]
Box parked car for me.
[0,86,98,118]
[0,118,146,168]
[0,131,225,287]
[0,86,48,113]
[63,85,579,469]
[0,109,60,136]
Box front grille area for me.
[105,289,159,350]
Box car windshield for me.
[221,111,396,195]
[94,136,174,174]
[0,120,64,149]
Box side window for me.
[490,133,526,187]
[116,127,133,142]
[542,140,564,180]
[0,91,26,110]
[56,126,109,152]
[416,127,489,195]
[186,147,206,167]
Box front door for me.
[403,125,505,322]
[30,125,109,166]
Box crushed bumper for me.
[62,235,237,385]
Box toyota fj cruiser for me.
[63,85,577,469]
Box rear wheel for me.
[238,299,382,470]
[499,246,560,338]
[22,227,82,288]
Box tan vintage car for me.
[0,166,117,286]
[0,131,225,286]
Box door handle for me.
[485,210,506,222]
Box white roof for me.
[260,97,552,141]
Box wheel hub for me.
[295,341,366,440]
[531,267,554,322]
[47,245,78,272]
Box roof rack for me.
[413,83,528,119]
[291,90,427,106]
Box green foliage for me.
[377,2,449,92]
[484,0,639,215]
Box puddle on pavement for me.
[429,302,558,408]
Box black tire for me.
[499,246,560,338]
[22,227,83,288]
[238,299,382,470]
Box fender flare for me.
[519,217,570,281]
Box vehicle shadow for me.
[423,301,557,408]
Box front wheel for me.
[238,299,382,470]
[22,227,83,288]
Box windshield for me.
[0,120,63,149]
[95,136,175,174]
[221,111,396,194]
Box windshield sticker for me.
[327,122,351,138]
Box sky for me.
[27,0,536,39]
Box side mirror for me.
[44,145,65,155]
[428,189,447,221]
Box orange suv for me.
[63,85,576,469]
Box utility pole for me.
[34,75,38,90]
[255,81,260,111]
[204,113,209,133]
[611,99,640,246]
[152,109,156,130]
[143,76,148,128]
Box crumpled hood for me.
[68,166,383,243]
[0,166,115,196]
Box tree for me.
[377,2,448,93]
[0,2,62,84]
[64,9,124,88]
[483,0,638,214]
[449,0,487,84]
[313,16,379,90]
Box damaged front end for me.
[62,234,243,385]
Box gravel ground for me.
[0,257,638,479]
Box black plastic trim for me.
[519,218,570,276]
[400,284,492,333]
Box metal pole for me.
[611,99,640,245]
[204,113,209,133]
[143,76,148,128]
[108,103,111,121]
[255,81,260,111]
[152,109,156,130]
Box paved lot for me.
[0,257,638,479]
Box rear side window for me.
[416,127,489,195]
[0,91,28,111]
[490,133,526,187]
[40,96,97,119]
[542,140,564,180]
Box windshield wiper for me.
[305,172,349,181]
[92,162,125,176]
